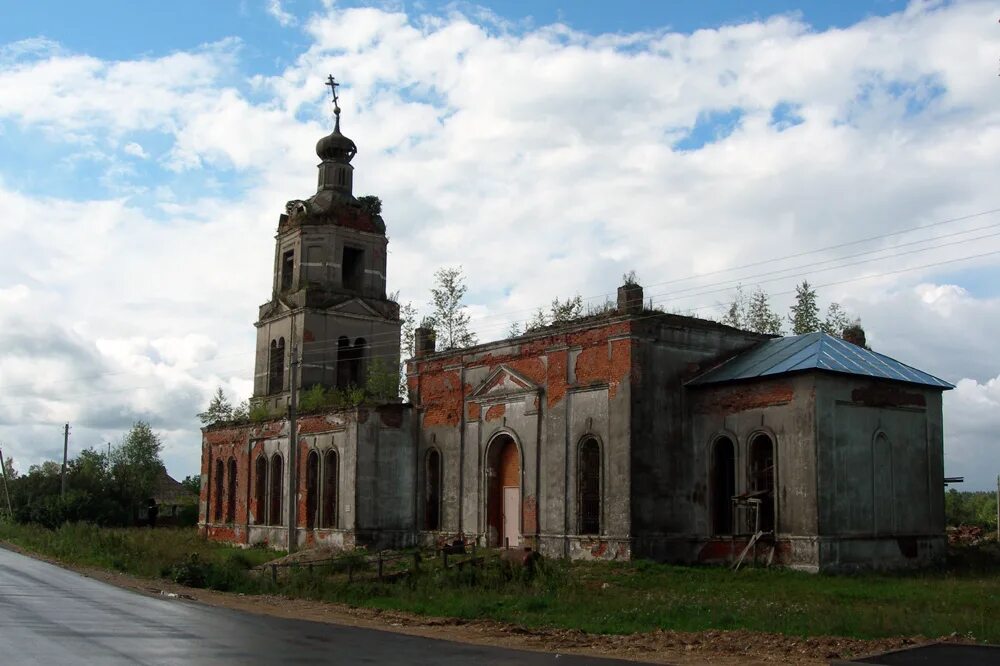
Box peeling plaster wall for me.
[813,375,946,571]
[629,318,767,560]
[199,405,413,551]
[410,318,637,558]
[410,313,768,561]
[686,374,818,567]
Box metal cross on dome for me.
[325,74,340,111]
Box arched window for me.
[578,438,601,535]
[213,459,224,522]
[322,450,338,528]
[269,337,285,394]
[269,454,283,526]
[424,449,442,530]
[305,451,319,529]
[225,458,237,523]
[711,437,736,535]
[749,433,775,533]
[872,432,894,534]
[254,455,267,525]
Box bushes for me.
[946,490,998,530]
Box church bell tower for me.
[253,76,401,409]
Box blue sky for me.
[1,0,999,489]
[2,0,906,65]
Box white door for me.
[502,486,520,547]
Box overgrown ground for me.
[2,523,999,645]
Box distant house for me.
[153,467,197,523]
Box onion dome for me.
[316,113,357,163]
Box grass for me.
[2,522,999,643]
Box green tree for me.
[788,280,822,335]
[506,321,522,338]
[550,295,583,324]
[198,387,233,425]
[721,285,748,329]
[109,421,164,520]
[365,358,400,403]
[2,456,17,480]
[180,475,201,496]
[231,400,249,421]
[822,302,852,337]
[525,307,549,332]
[745,287,783,335]
[425,266,477,350]
[398,301,417,397]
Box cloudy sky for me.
[0,0,998,489]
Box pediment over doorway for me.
[470,365,540,400]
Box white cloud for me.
[1,2,999,487]
[122,142,147,158]
[266,0,297,27]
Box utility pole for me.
[286,345,300,554]
[0,445,13,519]
[60,424,69,498]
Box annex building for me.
[199,82,952,571]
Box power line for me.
[2,245,997,411]
[5,206,998,394]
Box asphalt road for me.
[0,547,646,665]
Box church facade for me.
[199,85,952,571]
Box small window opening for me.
[336,336,351,389]
[322,450,338,528]
[281,250,294,291]
[578,439,601,535]
[269,338,285,394]
[342,246,364,291]
[254,455,267,525]
[269,454,283,526]
[424,449,442,530]
[225,458,237,523]
[711,437,736,535]
[305,451,319,529]
[351,338,366,387]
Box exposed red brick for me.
[467,402,481,421]
[694,384,794,414]
[574,337,632,398]
[523,495,537,534]
[485,403,506,421]
[851,385,926,408]
[546,350,567,408]
[421,370,463,427]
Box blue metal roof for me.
[688,332,953,389]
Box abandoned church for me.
[199,81,953,572]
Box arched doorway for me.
[749,433,775,533]
[711,437,735,535]
[486,434,520,548]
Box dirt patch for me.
[0,541,960,665]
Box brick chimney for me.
[415,326,436,357]
[617,281,643,315]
